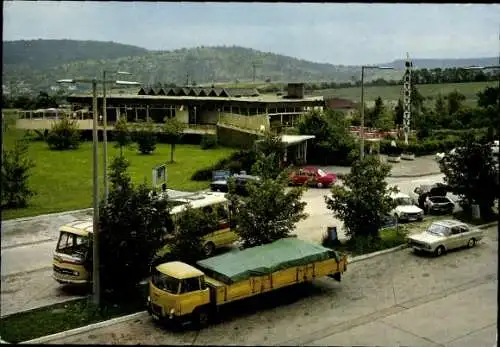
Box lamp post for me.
[102,71,138,202]
[360,65,394,159]
[57,77,140,306]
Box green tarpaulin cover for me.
[196,238,341,284]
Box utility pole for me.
[186,72,189,86]
[91,79,101,306]
[102,70,108,202]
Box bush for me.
[133,122,157,154]
[200,134,218,150]
[46,117,81,150]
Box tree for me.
[439,137,498,219]
[325,156,397,239]
[227,151,307,249]
[168,205,220,265]
[134,120,157,154]
[393,99,404,127]
[162,117,186,163]
[46,116,81,150]
[99,156,175,297]
[113,117,133,156]
[434,93,447,119]
[1,138,36,208]
[368,97,385,128]
[447,90,466,117]
[34,91,58,109]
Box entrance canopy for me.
[279,135,315,147]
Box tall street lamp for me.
[102,71,140,202]
[360,65,394,159]
[56,77,140,307]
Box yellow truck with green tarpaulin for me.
[147,237,347,328]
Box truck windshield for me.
[152,270,180,294]
[56,231,88,258]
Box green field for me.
[2,130,235,220]
[310,81,496,105]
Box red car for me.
[289,167,337,188]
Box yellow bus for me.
[52,192,239,285]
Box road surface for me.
[1,174,449,316]
[41,225,498,346]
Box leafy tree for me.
[447,90,466,117]
[168,205,220,265]
[228,151,307,249]
[368,97,385,128]
[434,93,447,120]
[325,156,397,239]
[393,99,404,127]
[134,120,157,154]
[99,156,175,297]
[1,138,36,208]
[46,116,81,150]
[34,91,58,109]
[162,117,186,162]
[113,117,132,156]
[439,136,498,219]
[477,86,499,109]
[375,108,395,132]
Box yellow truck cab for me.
[53,220,92,284]
[147,238,348,328]
[53,192,238,285]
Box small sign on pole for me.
[152,163,167,191]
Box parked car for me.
[390,192,424,222]
[424,196,455,215]
[210,170,260,196]
[407,219,484,256]
[410,183,450,209]
[289,167,337,188]
[210,170,232,193]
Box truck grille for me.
[151,303,163,316]
[53,265,76,276]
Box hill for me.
[2,39,150,69]
[2,39,497,95]
[384,57,499,70]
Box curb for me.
[347,244,408,264]
[388,171,441,178]
[1,238,55,251]
[20,311,148,344]
[476,221,498,229]
[1,208,93,226]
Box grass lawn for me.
[2,129,235,220]
[310,81,496,105]
[0,285,148,343]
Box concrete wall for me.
[219,113,270,132]
[217,125,261,149]
[16,119,95,130]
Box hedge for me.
[379,136,463,156]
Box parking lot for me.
[46,225,497,346]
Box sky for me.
[3,2,500,65]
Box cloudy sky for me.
[3,2,500,65]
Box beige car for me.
[407,219,484,257]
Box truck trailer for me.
[147,237,347,328]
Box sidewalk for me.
[324,155,441,178]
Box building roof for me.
[156,261,205,279]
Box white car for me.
[390,192,424,222]
[407,220,484,256]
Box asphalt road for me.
[0,174,451,316]
[44,225,498,346]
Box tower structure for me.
[402,52,413,145]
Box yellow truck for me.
[147,237,347,328]
[53,192,239,285]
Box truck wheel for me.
[467,238,476,248]
[434,246,445,257]
[193,307,210,329]
[204,242,215,257]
